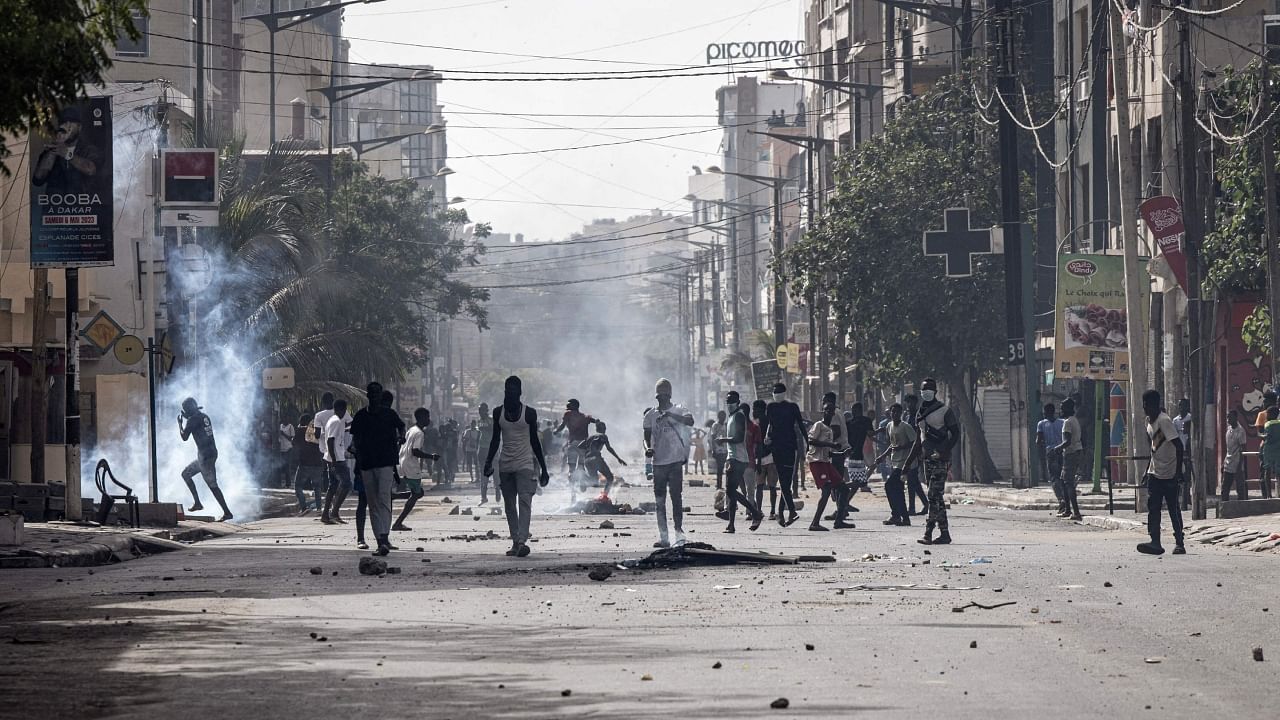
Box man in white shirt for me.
[1221,410,1248,502]
[394,408,440,531]
[320,399,353,525]
[1139,389,1186,556]
[643,378,694,548]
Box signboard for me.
[80,309,124,352]
[775,344,789,369]
[1053,254,1145,381]
[786,342,801,374]
[922,207,996,278]
[262,367,295,390]
[705,40,807,65]
[161,148,219,205]
[29,97,114,268]
[791,322,810,345]
[113,335,144,365]
[1137,195,1189,293]
[161,208,220,227]
[751,359,783,401]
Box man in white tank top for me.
[482,376,551,557]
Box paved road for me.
[2,481,1276,719]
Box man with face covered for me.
[350,383,406,556]
[178,397,233,521]
[644,378,694,548]
[715,390,764,533]
[764,382,804,527]
[905,378,961,545]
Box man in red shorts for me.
[807,398,854,531]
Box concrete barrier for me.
[1216,498,1280,519]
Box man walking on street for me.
[292,412,325,515]
[477,403,498,504]
[807,398,854,531]
[1037,403,1065,515]
[1055,398,1084,521]
[1221,410,1248,502]
[873,402,916,526]
[1173,398,1193,508]
[321,399,353,525]
[907,378,960,545]
[715,390,764,533]
[709,410,729,490]
[764,382,804,527]
[1138,389,1186,556]
[350,383,406,556]
[902,392,928,515]
[1255,391,1276,498]
[484,376,552,557]
[643,378,694,548]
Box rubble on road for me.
[951,600,1017,612]
[358,557,387,576]
[623,542,801,569]
[587,565,613,581]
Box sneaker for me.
[372,545,390,557]
[356,541,369,550]
[1172,545,1187,555]
[768,513,777,520]
[516,544,531,557]
[1070,514,1083,521]
[332,515,347,524]
[917,536,934,545]
[673,532,687,546]
[782,513,800,528]
[883,517,899,526]
[723,527,736,534]
[505,546,519,556]
[1137,542,1165,555]
[321,515,336,525]
[188,502,204,513]
[808,524,829,532]
[391,523,411,532]
[296,507,312,517]
[834,521,856,530]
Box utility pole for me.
[1108,4,1151,490]
[993,0,1040,486]
[63,267,81,520]
[1177,5,1207,520]
[194,0,205,146]
[729,212,740,350]
[772,178,786,384]
[30,271,48,486]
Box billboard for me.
[1054,254,1145,381]
[29,97,114,267]
[1138,195,1189,293]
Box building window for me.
[115,9,149,57]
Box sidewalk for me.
[944,482,1135,512]
[0,519,238,568]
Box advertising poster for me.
[29,97,114,267]
[751,359,782,401]
[1054,254,1145,381]
[1138,195,1189,293]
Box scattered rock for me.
[560,689,572,697]
[415,547,425,552]
[462,507,473,516]
[770,698,790,709]
[386,567,401,575]
[449,506,460,515]
[309,567,323,575]
[1103,581,1113,588]
[358,557,388,576]
[712,661,722,669]
[1253,647,1265,662]
[1144,657,1164,664]
[599,520,615,530]
[805,643,815,651]
[442,497,452,504]
[587,565,613,582]
[640,674,653,681]
[969,641,978,649]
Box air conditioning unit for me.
[1077,76,1089,103]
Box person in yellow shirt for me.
[1255,391,1276,499]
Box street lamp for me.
[244,0,387,146]
[770,68,886,148]
[339,124,445,162]
[707,165,794,380]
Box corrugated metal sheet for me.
[977,386,1013,476]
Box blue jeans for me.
[294,465,325,509]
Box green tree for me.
[204,143,488,399]
[1,0,147,174]
[1201,63,1273,352]
[785,72,1021,482]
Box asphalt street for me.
[2,480,1277,719]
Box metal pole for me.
[194,0,205,146]
[697,252,707,357]
[712,239,724,348]
[147,338,159,503]
[728,209,740,349]
[64,269,81,520]
[772,179,786,385]
[1178,7,1207,520]
[268,0,277,146]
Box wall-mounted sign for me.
[1054,254,1146,381]
[161,148,219,206]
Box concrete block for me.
[136,503,180,527]
[1216,498,1280,519]
[12,497,45,523]
[0,513,23,545]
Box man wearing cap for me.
[644,378,694,547]
[33,105,103,196]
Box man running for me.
[484,376,552,557]
[394,407,441,532]
[764,382,804,527]
[321,399,353,525]
[644,378,694,548]
[556,399,596,491]
[843,401,874,510]
[715,390,764,533]
[905,378,961,545]
[581,421,627,500]
[807,398,854,531]
[178,397,233,521]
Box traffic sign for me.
[775,344,789,369]
[113,334,144,365]
[80,310,124,353]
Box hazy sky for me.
[344,0,803,242]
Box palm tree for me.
[718,330,777,384]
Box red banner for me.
[1138,195,1189,293]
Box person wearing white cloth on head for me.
[643,378,694,548]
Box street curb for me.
[0,522,240,569]
[1081,515,1144,532]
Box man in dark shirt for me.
[842,401,875,512]
[350,382,406,556]
[764,382,805,527]
[555,399,596,494]
[178,397,233,521]
[292,411,326,515]
[906,378,961,545]
[902,392,928,515]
